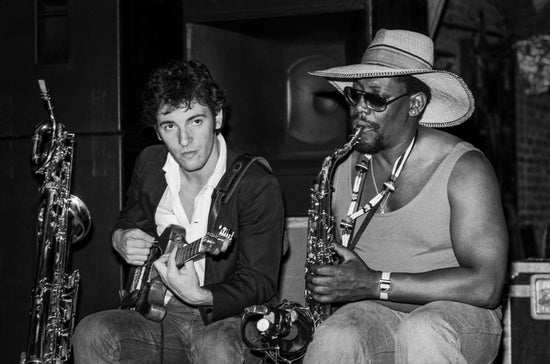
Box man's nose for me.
[178,128,191,147]
[355,99,373,115]
[351,107,371,127]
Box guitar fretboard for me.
[174,236,207,268]
[148,235,214,280]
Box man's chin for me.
[354,141,381,155]
[176,160,206,173]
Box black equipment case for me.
[502,259,550,363]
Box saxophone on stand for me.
[240,126,363,363]
[20,80,91,364]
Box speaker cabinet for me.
[185,9,368,216]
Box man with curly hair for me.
[72,60,285,364]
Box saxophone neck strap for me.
[341,131,417,249]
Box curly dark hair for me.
[142,60,226,127]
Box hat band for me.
[361,44,433,70]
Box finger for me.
[211,242,227,255]
[156,254,169,263]
[118,242,153,261]
[306,283,335,302]
[129,254,149,263]
[166,246,178,273]
[128,229,156,243]
[124,238,154,249]
[221,239,230,252]
[312,293,334,304]
[307,274,333,287]
[307,283,333,295]
[126,246,154,256]
[333,243,357,261]
[309,264,337,277]
[181,260,196,275]
[153,259,167,277]
[125,254,152,265]
[135,239,156,248]
[121,247,150,263]
[127,258,148,266]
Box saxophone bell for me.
[69,195,92,243]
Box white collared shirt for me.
[155,134,227,287]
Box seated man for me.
[304,29,508,363]
[73,60,285,363]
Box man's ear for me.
[408,92,427,117]
[155,127,163,141]
[214,110,224,130]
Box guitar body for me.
[119,224,234,322]
[119,244,164,316]
[141,280,168,322]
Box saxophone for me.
[20,80,92,364]
[304,125,363,323]
[241,126,363,363]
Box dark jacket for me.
[113,144,285,324]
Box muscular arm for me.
[308,151,508,309]
[390,151,508,308]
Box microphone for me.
[245,305,297,339]
[241,301,315,362]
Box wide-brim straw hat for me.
[309,29,474,128]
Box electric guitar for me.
[119,224,234,321]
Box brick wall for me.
[434,0,550,256]
[504,0,550,254]
[515,80,550,247]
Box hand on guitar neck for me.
[153,227,233,306]
[119,224,234,321]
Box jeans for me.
[303,300,502,364]
[72,300,261,364]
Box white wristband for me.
[378,272,392,300]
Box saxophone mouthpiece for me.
[349,126,364,145]
[341,126,364,153]
[38,79,48,94]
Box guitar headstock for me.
[201,225,235,255]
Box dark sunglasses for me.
[343,87,410,112]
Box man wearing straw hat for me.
[304,29,508,363]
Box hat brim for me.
[310,64,475,128]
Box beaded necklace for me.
[340,133,417,249]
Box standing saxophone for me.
[20,80,91,364]
[305,125,363,324]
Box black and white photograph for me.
[2,0,550,363]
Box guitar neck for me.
[147,236,204,280]
[174,237,205,268]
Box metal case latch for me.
[530,274,550,319]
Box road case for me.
[503,259,550,363]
